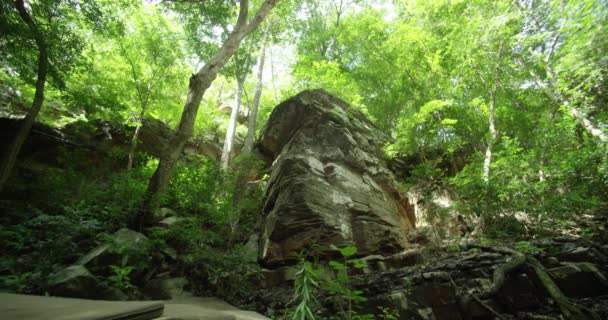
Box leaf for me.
[348,259,368,269]
[328,260,346,270]
[339,245,357,257]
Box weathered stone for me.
[384,250,425,270]
[47,265,126,301]
[543,256,560,268]
[414,283,456,307]
[244,235,260,263]
[77,228,150,269]
[260,266,298,289]
[143,277,190,300]
[497,273,543,310]
[558,246,607,264]
[549,262,608,298]
[257,90,415,267]
[48,265,101,299]
[360,255,387,274]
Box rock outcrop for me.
[247,237,608,320]
[257,90,415,267]
[0,116,233,171]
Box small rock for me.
[417,307,434,320]
[385,250,424,270]
[48,265,101,300]
[543,257,560,268]
[360,255,387,274]
[143,277,190,300]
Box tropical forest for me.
[0,0,607,319]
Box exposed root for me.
[463,243,600,320]
[471,294,507,320]
[527,256,599,320]
[464,244,526,299]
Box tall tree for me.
[243,31,268,154]
[0,0,122,190]
[138,0,279,227]
[119,7,186,170]
[221,47,253,170]
[0,0,48,191]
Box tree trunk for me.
[127,101,149,170]
[136,0,279,228]
[0,0,48,192]
[482,87,497,183]
[569,106,608,143]
[243,36,267,154]
[221,79,244,170]
[480,45,503,184]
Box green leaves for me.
[339,245,357,258]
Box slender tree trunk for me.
[221,79,244,170]
[0,0,48,192]
[479,44,503,183]
[482,87,497,183]
[243,36,267,154]
[137,0,279,228]
[127,100,149,170]
[569,106,608,143]
[270,47,278,100]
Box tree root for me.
[464,244,526,299]
[471,294,507,320]
[527,256,599,320]
[463,243,599,320]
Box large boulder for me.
[77,228,150,270]
[257,90,415,267]
[47,265,127,300]
[47,265,101,299]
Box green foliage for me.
[147,155,266,303]
[0,150,156,293]
[164,155,265,242]
[514,241,543,255]
[289,260,324,320]
[321,246,371,320]
[0,203,102,293]
[176,245,261,304]
[108,263,134,291]
[377,306,400,320]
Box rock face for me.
[247,237,608,320]
[0,116,230,171]
[257,90,415,267]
